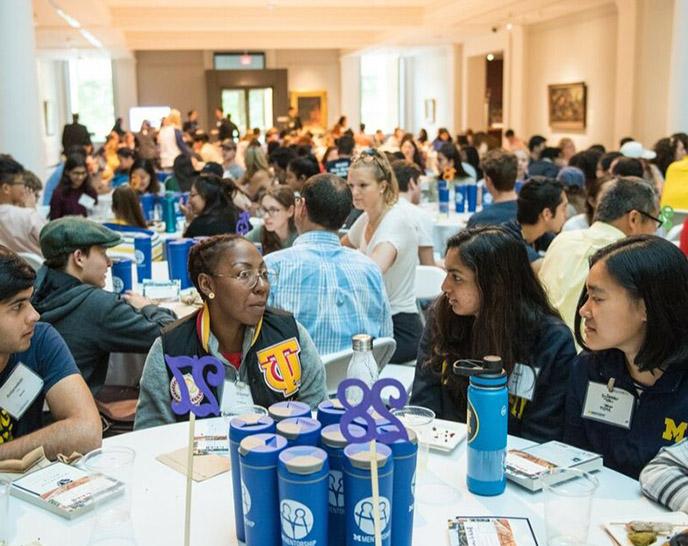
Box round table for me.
[419,203,474,255]
[6,419,668,545]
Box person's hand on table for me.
[123,291,155,310]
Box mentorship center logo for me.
[354,497,391,535]
[257,338,302,396]
[328,470,345,510]
[280,500,314,541]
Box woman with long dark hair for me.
[129,158,161,195]
[49,153,98,219]
[400,133,425,170]
[437,142,471,183]
[164,154,196,192]
[182,175,240,238]
[246,186,297,255]
[410,226,576,442]
[565,236,688,478]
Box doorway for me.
[221,87,273,136]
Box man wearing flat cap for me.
[32,218,177,394]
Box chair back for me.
[415,265,445,300]
[17,252,44,272]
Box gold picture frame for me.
[548,82,587,130]
[290,91,327,131]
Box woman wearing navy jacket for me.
[564,235,688,479]
[410,226,577,443]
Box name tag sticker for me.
[77,193,96,210]
[582,381,635,429]
[220,380,255,416]
[508,363,539,401]
[142,280,181,301]
[0,363,44,420]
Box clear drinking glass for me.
[390,406,435,473]
[82,446,137,546]
[542,468,599,546]
[0,477,9,546]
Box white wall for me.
[523,5,618,149]
[36,58,68,169]
[340,53,361,130]
[112,57,139,132]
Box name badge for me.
[0,363,44,420]
[220,380,255,416]
[508,363,539,401]
[77,193,96,210]
[582,381,635,429]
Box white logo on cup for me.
[135,249,145,265]
[328,470,344,508]
[280,499,313,540]
[241,481,251,514]
[112,277,124,293]
[354,496,390,535]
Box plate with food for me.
[605,515,688,546]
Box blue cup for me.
[278,446,329,546]
[140,194,155,222]
[455,183,467,213]
[317,399,346,428]
[343,442,394,546]
[378,425,418,546]
[167,239,194,289]
[268,401,311,423]
[277,417,322,447]
[163,195,177,234]
[467,183,478,212]
[133,234,153,282]
[438,180,449,214]
[111,259,133,294]
[239,433,288,546]
[230,414,276,542]
[321,424,366,546]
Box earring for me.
[208,292,215,300]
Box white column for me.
[613,0,638,145]
[340,54,361,130]
[505,25,526,136]
[0,0,45,175]
[112,57,139,132]
[667,0,688,134]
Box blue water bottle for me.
[268,401,311,422]
[133,234,152,282]
[139,194,155,222]
[453,355,508,496]
[438,179,449,215]
[167,239,194,289]
[455,183,467,213]
[278,446,329,546]
[163,194,177,233]
[277,417,322,447]
[378,425,418,546]
[466,182,478,212]
[230,414,276,542]
[111,258,133,294]
[240,433,288,546]
[343,442,394,546]
[317,399,346,428]
[320,424,365,546]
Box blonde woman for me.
[342,149,421,363]
[240,144,273,201]
[158,109,191,171]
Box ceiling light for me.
[487,53,495,61]
[55,7,81,28]
[240,53,252,66]
[80,29,103,49]
[506,23,513,31]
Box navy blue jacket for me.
[564,350,688,479]
[410,311,576,443]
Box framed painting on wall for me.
[424,99,436,124]
[548,82,587,130]
[290,91,327,131]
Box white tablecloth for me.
[419,203,475,256]
[6,419,668,545]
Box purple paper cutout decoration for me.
[164,354,223,417]
[336,377,409,444]
[236,211,252,236]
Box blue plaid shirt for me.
[265,231,394,355]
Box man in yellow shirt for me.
[661,157,688,210]
[539,177,660,333]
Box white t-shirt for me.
[348,203,419,315]
[397,198,434,249]
[562,213,589,232]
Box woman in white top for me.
[342,149,421,363]
[158,109,191,171]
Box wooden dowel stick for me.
[370,439,382,546]
[184,412,196,546]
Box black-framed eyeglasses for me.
[629,209,663,228]
[211,268,276,289]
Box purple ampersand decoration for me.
[337,378,409,444]
[165,355,223,417]
[235,211,252,236]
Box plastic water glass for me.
[542,468,599,546]
[82,446,137,546]
[391,406,435,474]
[0,477,9,546]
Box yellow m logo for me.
[257,338,302,397]
[662,418,688,442]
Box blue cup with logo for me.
[343,441,394,546]
[438,179,449,214]
[133,234,153,282]
[239,433,288,546]
[139,194,155,223]
[317,399,346,428]
[278,446,329,546]
[230,414,276,543]
[466,183,478,212]
[321,424,365,546]
[455,183,467,213]
[378,425,418,546]
[277,417,322,448]
[268,401,311,423]
[111,258,133,294]
[163,195,177,234]
[167,239,194,289]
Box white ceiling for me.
[33,0,613,55]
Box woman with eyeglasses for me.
[135,234,327,429]
[49,153,98,220]
[564,235,688,478]
[246,186,298,255]
[182,174,241,238]
[410,226,577,442]
[341,149,421,363]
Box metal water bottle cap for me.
[452,355,504,377]
[352,334,373,352]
